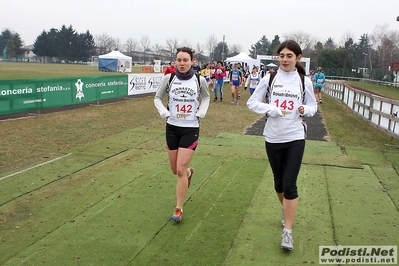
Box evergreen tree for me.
[269,35,281,55]
[0,29,12,53]
[249,35,270,57]
[0,30,24,59]
[212,42,229,62]
[33,25,95,62]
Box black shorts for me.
[166,124,199,151]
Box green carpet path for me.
[0,126,398,265]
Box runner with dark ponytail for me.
[247,39,318,251]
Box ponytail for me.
[296,62,306,75]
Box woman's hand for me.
[298,106,304,115]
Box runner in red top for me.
[164,61,176,75]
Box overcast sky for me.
[2,0,398,54]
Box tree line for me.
[1,24,398,80]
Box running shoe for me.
[231,99,235,104]
[319,99,323,104]
[220,98,223,102]
[281,229,294,250]
[187,168,194,188]
[171,208,183,222]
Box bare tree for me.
[124,37,138,58]
[180,39,192,48]
[283,31,315,51]
[140,35,151,64]
[152,43,163,57]
[95,33,116,54]
[114,37,122,51]
[229,44,243,55]
[206,34,218,60]
[370,24,390,68]
[195,42,205,64]
[166,38,178,61]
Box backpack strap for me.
[268,71,277,88]
[167,72,176,91]
[266,72,277,104]
[299,73,305,102]
[194,73,201,95]
[195,73,201,86]
[267,72,305,103]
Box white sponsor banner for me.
[128,74,163,96]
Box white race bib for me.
[270,80,302,120]
[169,79,198,121]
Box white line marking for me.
[0,153,72,181]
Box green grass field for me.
[0,63,398,265]
[0,62,142,79]
[0,127,398,265]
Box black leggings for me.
[265,140,305,200]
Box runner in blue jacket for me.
[313,67,326,103]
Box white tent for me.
[98,51,132,72]
[225,52,258,70]
[266,63,278,67]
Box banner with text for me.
[0,75,128,115]
[128,73,163,96]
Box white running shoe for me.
[281,229,294,250]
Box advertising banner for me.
[128,73,163,96]
[0,75,128,116]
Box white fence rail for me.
[324,81,399,139]
[327,76,399,88]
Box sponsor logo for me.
[130,76,146,91]
[75,79,84,100]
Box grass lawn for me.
[0,61,142,79]
[0,127,397,265]
[346,80,399,101]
